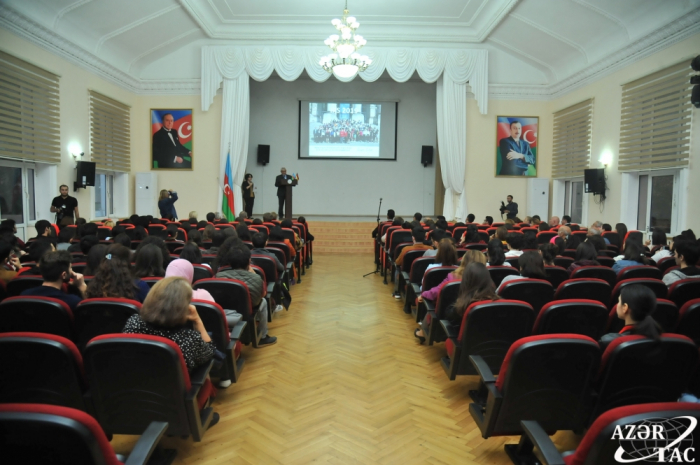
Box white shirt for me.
[505,249,523,258]
[651,248,672,263]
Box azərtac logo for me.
[613,416,697,463]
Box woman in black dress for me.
[242,173,254,218]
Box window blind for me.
[89,90,130,172]
[0,50,61,163]
[618,61,693,171]
[551,99,593,179]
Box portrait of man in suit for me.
[151,110,193,170]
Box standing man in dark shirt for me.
[50,185,79,227]
[275,167,290,219]
[21,250,85,310]
[503,195,518,220]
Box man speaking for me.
[275,167,291,218]
[152,113,192,169]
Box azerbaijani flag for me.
[222,153,235,221]
[152,110,193,161]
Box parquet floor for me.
[112,253,581,464]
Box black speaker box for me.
[257,145,270,165]
[75,161,96,187]
[584,168,605,194]
[692,85,700,108]
[421,146,433,166]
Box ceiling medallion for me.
[319,0,371,79]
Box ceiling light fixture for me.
[319,0,371,79]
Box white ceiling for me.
[0,0,698,97]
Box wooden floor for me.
[113,253,581,464]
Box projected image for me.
[309,103,381,157]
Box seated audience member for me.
[486,239,510,267]
[187,230,203,248]
[68,223,98,253]
[553,225,580,250]
[215,247,277,347]
[269,226,296,258]
[599,284,661,351]
[392,227,432,298]
[424,218,436,230]
[414,262,499,344]
[78,235,100,258]
[539,243,559,266]
[86,244,150,302]
[561,215,572,226]
[548,216,560,228]
[236,211,248,222]
[196,220,208,231]
[109,225,126,240]
[505,233,525,258]
[530,216,541,227]
[1,219,26,250]
[492,226,508,246]
[380,217,403,244]
[538,222,550,232]
[459,225,484,247]
[483,216,494,226]
[523,232,538,251]
[56,227,74,251]
[0,240,20,282]
[372,210,395,238]
[602,223,612,233]
[133,244,165,278]
[165,224,182,242]
[615,223,628,247]
[423,229,446,257]
[681,229,697,241]
[252,218,263,226]
[270,212,278,221]
[203,225,217,243]
[663,238,700,286]
[466,214,476,224]
[612,242,649,273]
[505,219,515,227]
[136,236,172,269]
[21,250,85,310]
[206,212,216,223]
[566,242,601,275]
[207,231,227,255]
[133,226,148,241]
[425,238,458,272]
[113,233,131,249]
[281,219,302,248]
[587,220,610,245]
[188,211,198,223]
[297,216,314,243]
[497,251,547,292]
[211,236,246,273]
[648,229,671,262]
[435,218,449,230]
[19,238,56,275]
[586,235,607,253]
[29,219,53,242]
[83,244,108,276]
[251,232,284,276]
[179,243,206,266]
[236,223,252,242]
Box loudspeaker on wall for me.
[257,145,270,165]
[421,146,433,167]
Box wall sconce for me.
[598,150,612,168]
[72,151,85,159]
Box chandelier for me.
[319,1,371,79]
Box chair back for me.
[504,256,519,268]
[676,299,700,344]
[388,230,412,256]
[191,300,231,361]
[267,241,292,264]
[73,298,141,350]
[571,266,617,287]
[140,276,163,288]
[0,333,87,411]
[477,231,490,242]
[96,227,111,240]
[452,300,534,375]
[533,300,609,340]
[84,334,194,437]
[602,231,620,248]
[409,257,434,285]
[487,266,520,287]
[422,266,457,293]
[6,276,44,297]
[593,334,699,421]
[536,231,557,244]
[401,249,427,275]
[0,403,125,465]
[265,247,287,267]
[553,256,574,268]
[251,255,278,283]
[497,279,554,316]
[192,264,213,283]
[554,278,611,306]
[452,227,467,241]
[543,266,569,289]
[668,278,700,308]
[492,334,600,435]
[194,278,253,320]
[434,281,461,320]
[656,256,677,274]
[596,256,615,268]
[0,296,74,339]
[611,278,668,309]
[616,265,662,281]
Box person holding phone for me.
[242,173,255,218]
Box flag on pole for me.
[222,152,235,221]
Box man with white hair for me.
[548,216,560,228]
[588,221,610,244]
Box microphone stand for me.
[364,197,383,278]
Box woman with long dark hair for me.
[496,251,547,292]
[599,284,661,350]
[83,244,108,276]
[649,229,671,262]
[486,239,510,267]
[567,241,600,275]
[459,224,484,246]
[612,242,649,273]
[86,244,149,302]
[425,238,458,273]
[133,244,165,278]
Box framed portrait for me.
[495,116,538,177]
[151,109,193,170]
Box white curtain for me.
[201,46,488,219]
[436,75,468,221]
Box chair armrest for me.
[520,421,566,465]
[439,320,459,339]
[401,271,410,282]
[267,282,275,294]
[229,320,247,341]
[410,283,421,295]
[424,299,436,312]
[124,421,169,465]
[189,359,214,386]
[469,355,496,384]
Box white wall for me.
[246,75,437,218]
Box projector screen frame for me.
[297,100,399,161]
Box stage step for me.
[308,221,375,254]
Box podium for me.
[282,179,298,220]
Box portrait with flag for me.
[495,116,538,177]
[151,109,194,170]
